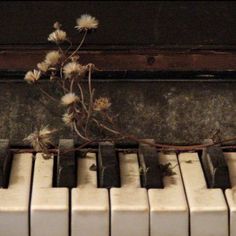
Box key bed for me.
[0,139,236,236]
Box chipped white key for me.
[0,153,33,236]
[71,152,109,236]
[110,153,149,236]
[224,152,236,236]
[179,152,228,236]
[31,153,69,236]
[148,153,188,236]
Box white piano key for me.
[0,153,33,236]
[179,152,228,236]
[224,152,236,236]
[31,153,69,236]
[148,153,188,236]
[110,153,149,236]
[71,152,109,236]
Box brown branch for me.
[73,121,90,141]
[37,86,58,103]
[64,30,87,64]
[84,65,94,136]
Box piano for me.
[1,1,236,236]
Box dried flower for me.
[62,112,74,126]
[24,69,41,84]
[24,126,56,152]
[61,92,79,106]
[45,51,61,66]
[48,29,67,43]
[63,62,86,79]
[93,97,111,111]
[75,14,98,31]
[53,21,62,30]
[37,61,49,73]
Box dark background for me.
[0,1,236,48]
[1,1,236,145]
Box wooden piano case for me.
[1,1,236,146]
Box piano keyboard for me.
[0,139,236,236]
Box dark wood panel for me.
[0,1,236,47]
[1,49,236,73]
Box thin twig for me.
[73,121,90,141]
[91,117,236,151]
[57,43,65,57]
[37,86,58,103]
[84,65,94,135]
[64,30,87,64]
[70,78,75,92]
[64,39,73,56]
[77,82,88,113]
[92,118,120,135]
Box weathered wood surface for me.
[1,79,236,146]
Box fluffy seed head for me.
[93,97,111,111]
[62,112,74,126]
[37,61,49,73]
[63,62,86,79]
[24,69,41,84]
[24,126,56,152]
[45,51,61,66]
[75,14,98,31]
[61,92,79,106]
[48,29,67,43]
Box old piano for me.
[1,1,236,236]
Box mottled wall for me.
[1,79,236,145]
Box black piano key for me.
[0,139,12,188]
[56,139,76,188]
[201,145,231,189]
[138,140,163,189]
[98,142,120,188]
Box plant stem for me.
[70,78,75,92]
[77,82,88,113]
[64,30,87,64]
[92,117,236,151]
[73,121,90,141]
[37,86,58,103]
[84,65,94,136]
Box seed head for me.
[24,69,41,84]
[75,14,98,32]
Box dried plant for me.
[24,14,122,155]
[23,14,236,156]
[24,126,57,159]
